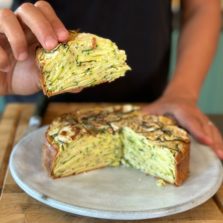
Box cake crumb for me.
[122,104,133,113]
[156,179,166,187]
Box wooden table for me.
[0,103,223,223]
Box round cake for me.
[43,105,190,186]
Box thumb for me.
[174,115,213,146]
[141,103,163,115]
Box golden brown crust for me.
[35,50,46,96]
[35,48,49,96]
[40,73,48,96]
[42,141,58,177]
[174,142,190,186]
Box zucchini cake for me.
[36,31,131,97]
[44,105,190,186]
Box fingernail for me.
[58,30,69,41]
[216,149,223,159]
[205,137,213,145]
[200,135,212,145]
[18,52,28,61]
[45,36,58,49]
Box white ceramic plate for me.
[9,126,223,220]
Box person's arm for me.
[144,0,223,158]
[165,0,221,103]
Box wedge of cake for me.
[36,31,131,97]
[43,105,190,186]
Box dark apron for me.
[9,0,171,103]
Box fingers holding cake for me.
[0,8,28,69]
[178,110,223,159]
[203,119,223,159]
[15,2,62,51]
[0,0,69,63]
[0,1,72,95]
[34,1,69,43]
[142,99,223,159]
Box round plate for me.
[9,126,223,220]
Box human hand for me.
[142,96,223,159]
[0,1,81,95]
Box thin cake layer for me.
[44,105,190,185]
[36,31,131,97]
[48,132,122,178]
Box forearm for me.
[164,0,221,102]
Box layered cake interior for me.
[36,31,131,96]
[44,105,190,185]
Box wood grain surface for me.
[0,103,223,223]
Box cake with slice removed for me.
[43,105,190,186]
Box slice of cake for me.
[36,31,131,97]
[43,105,190,186]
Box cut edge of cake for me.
[43,105,190,186]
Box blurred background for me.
[0,0,223,114]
